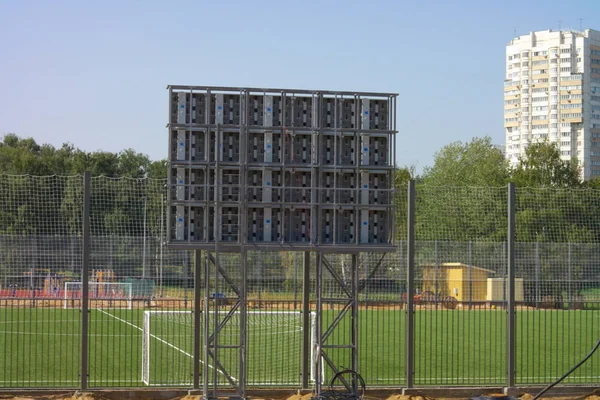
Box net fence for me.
[0,175,599,389]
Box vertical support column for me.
[264,95,274,242]
[507,182,516,390]
[567,243,572,309]
[405,180,415,389]
[239,249,248,399]
[81,171,91,391]
[351,253,359,389]
[203,252,210,397]
[315,252,323,394]
[302,251,311,389]
[193,250,202,390]
[468,241,473,310]
[535,241,540,309]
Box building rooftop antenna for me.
[579,18,583,31]
[558,20,562,30]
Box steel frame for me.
[166,86,397,399]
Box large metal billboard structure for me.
[166,85,397,398]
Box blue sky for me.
[0,0,598,173]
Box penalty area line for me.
[96,309,230,380]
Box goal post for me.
[63,282,133,309]
[142,310,317,386]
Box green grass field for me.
[1,306,599,388]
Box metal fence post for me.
[193,250,202,390]
[535,241,540,309]
[406,180,415,388]
[507,182,516,390]
[81,171,91,391]
[302,251,311,389]
[568,243,572,309]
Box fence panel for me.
[2,175,600,389]
[413,186,508,386]
[0,175,83,388]
[515,188,600,385]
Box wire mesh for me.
[0,175,83,388]
[413,185,508,386]
[515,188,600,385]
[1,175,600,389]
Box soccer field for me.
[0,306,599,388]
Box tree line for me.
[395,136,600,244]
[2,133,600,244]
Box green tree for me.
[422,136,509,187]
[510,141,581,188]
[416,137,509,242]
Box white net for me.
[63,282,132,309]
[142,310,316,386]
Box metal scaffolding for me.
[166,85,398,398]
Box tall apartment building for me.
[504,29,600,179]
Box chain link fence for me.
[0,175,599,389]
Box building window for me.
[561,48,571,54]
[561,67,571,72]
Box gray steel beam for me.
[167,85,398,98]
[165,242,397,253]
[507,182,516,389]
[239,249,247,399]
[203,252,210,396]
[194,250,202,390]
[80,171,91,391]
[351,253,359,387]
[302,251,311,389]
[406,180,415,388]
[315,252,323,393]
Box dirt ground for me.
[2,391,600,400]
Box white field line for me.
[96,309,230,380]
[0,380,151,384]
[0,331,135,337]
[0,320,83,324]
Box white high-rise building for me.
[504,29,600,179]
